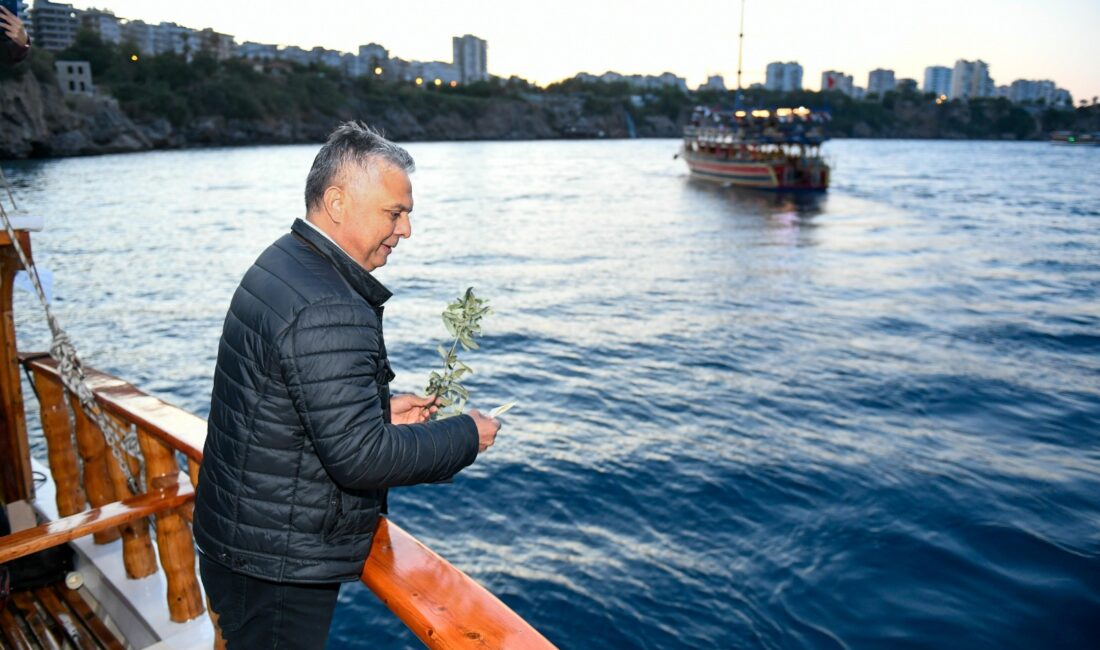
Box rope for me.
[0,167,144,497]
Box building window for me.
[69,81,75,91]
[67,65,73,74]
[79,82,86,91]
[77,66,84,74]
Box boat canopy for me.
[687,105,831,146]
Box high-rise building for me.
[81,7,121,43]
[452,34,488,83]
[277,46,311,66]
[121,19,156,55]
[422,60,460,85]
[310,46,343,69]
[950,59,994,100]
[16,1,32,35]
[31,0,80,51]
[359,43,388,63]
[1052,88,1072,107]
[155,22,196,57]
[765,61,802,91]
[357,43,388,77]
[923,66,952,97]
[238,41,277,61]
[821,70,853,95]
[867,68,896,95]
[699,75,726,92]
[652,72,688,92]
[198,28,235,60]
[1006,79,1070,106]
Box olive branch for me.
[424,287,515,420]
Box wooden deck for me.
[1,581,124,650]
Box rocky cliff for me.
[0,69,681,159]
[3,59,1092,160]
[0,71,153,157]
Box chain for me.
[0,168,144,497]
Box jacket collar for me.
[291,219,392,307]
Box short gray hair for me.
[304,122,415,211]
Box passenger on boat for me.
[0,5,30,65]
[193,122,501,649]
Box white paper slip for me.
[489,401,517,418]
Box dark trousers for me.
[199,554,341,649]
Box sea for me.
[3,138,1099,649]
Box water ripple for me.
[4,139,1099,648]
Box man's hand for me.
[0,6,29,48]
[389,394,437,425]
[467,409,500,453]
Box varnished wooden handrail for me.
[21,355,205,462]
[20,355,557,649]
[0,475,193,565]
[362,518,556,649]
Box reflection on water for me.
[687,176,827,218]
[4,139,1100,649]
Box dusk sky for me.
[70,0,1098,102]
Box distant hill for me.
[1,30,1097,159]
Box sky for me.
[64,0,1099,102]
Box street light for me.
[374,67,382,75]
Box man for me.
[0,5,31,65]
[193,122,500,649]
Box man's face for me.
[332,161,413,271]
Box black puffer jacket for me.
[193,219,479,583]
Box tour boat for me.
[679,106,831,191]
[0,211,556,648]
[680,0,831,192]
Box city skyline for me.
[38,0,1100,102]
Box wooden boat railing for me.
[0,229,555,649]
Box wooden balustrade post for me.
[0,231,33,503]
[136,428,204,622]
[69,394,121,545]
[99,414,157,579]
[31,369,85,517]
[187,459,200,488]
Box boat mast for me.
[736,0,746,108]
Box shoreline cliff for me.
[2,40,1097,160]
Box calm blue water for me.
[4,139,1099,649]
